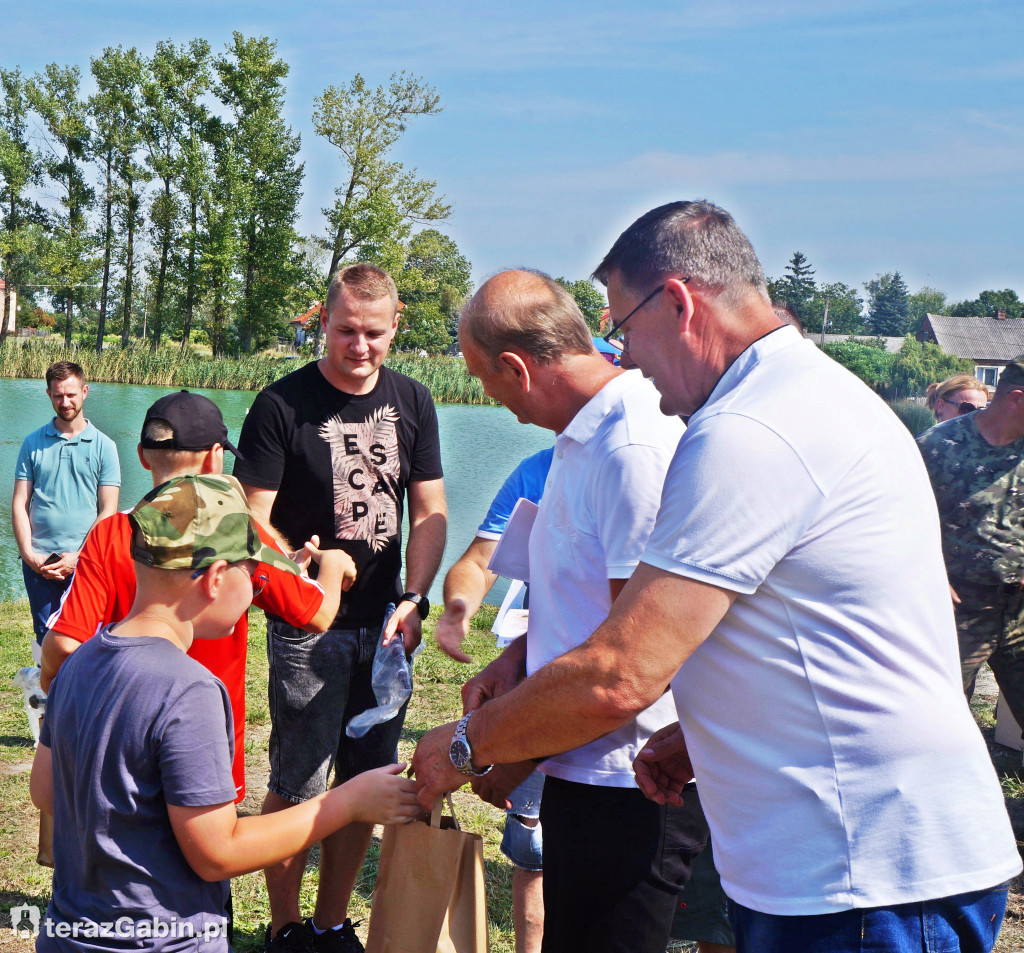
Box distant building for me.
[917,311,1024,388]
[814,333,906,355]
[289,302,321,347]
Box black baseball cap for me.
[140,390,242,459]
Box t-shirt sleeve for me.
[408,389,444,481]
[478,448,554,538]
[593,444,675,579]
[97,435,121,486]
[251,524,325,627]
[48,518,129,642]
[642,414,825,593]
[157,679,237,807]
[233,391,288,490]
[14,437,34,482]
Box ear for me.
[81,384,89,399]
[201,445,224,474]
[663,277,697,334]
[497,351,532,393]
[198,560,229,600]
[319,305,327,326]
[137,443,151,471]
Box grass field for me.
[1,599,1024,951]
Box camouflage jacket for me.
[917,414,1024,586]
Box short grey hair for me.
[459,270,594,366]
[593,200,769,306]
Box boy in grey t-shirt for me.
[31,475,420,953]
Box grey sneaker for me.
[265,921,314,953]
[308,918,364,953]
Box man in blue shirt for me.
[12,361,120,657]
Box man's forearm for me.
[443,550,498,618]
[12,492,36,563]
[404,511,447,595]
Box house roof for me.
[920,314,1024,363]
[815,333,906,355]
[290,302,320,329]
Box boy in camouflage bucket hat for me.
[130,474,301,577]
[31,474,420,953]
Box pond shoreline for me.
[0,342,492,405]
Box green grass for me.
[0,600,517,952]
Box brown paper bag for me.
[365,794,488,953]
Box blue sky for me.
[7,0,1023,303]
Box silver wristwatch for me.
[449,712,493,777]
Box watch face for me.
[450,738,471,769]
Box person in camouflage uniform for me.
[917,358,1024,726]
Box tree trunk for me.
[121,187,137,347]
[180,199,198,352]
[64,295,73,348]
[97,154,113,354]
[151,178,171,353]
[1,281,12,348]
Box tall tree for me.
[313,71,452,354]
[557,278,607,334]
[803,282,864,335]
[29,63,96,346]
[0,67,44,345]
[140,40,191,351]
[396,228,472,353]
[163,39,212,351]
[864,272,910,336]
[214,33,304,354]
[89,46,148,352]
[907,286,947,333]
[199,116,240,357]
[773,251,816,322]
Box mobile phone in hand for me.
[42,553,61,566]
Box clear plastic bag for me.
[346,604,414,738]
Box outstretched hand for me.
[633,722,693,806]
[435,598,473,663]
[341,763,421,826]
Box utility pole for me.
[820,292,831,346]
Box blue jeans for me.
[729,882,1009,953]
[266,619,409,802]
[500,769,545,871]
[21,560,72,644]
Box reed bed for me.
[0,340,493,404]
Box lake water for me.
[0,377,553,605]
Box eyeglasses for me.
[602,278,690,347]
[939,396,985,415]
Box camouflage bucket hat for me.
[129,474,301,576]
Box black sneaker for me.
[308,918,364,953]
[265,921,314,953]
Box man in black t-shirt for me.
[235,263,447,953]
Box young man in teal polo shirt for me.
[12,361,120,658]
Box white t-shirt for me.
[643,326,1021,914]
[528,371,684,786]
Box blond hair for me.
[325,263,399,314]
[925,374,987,412]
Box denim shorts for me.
[728,881,1009,953]
[500,769,544,871]
[266,618,409,803]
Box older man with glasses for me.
[415,201,1020,953]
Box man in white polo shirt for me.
[445,269,715,953]
[413,203,1021,953]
